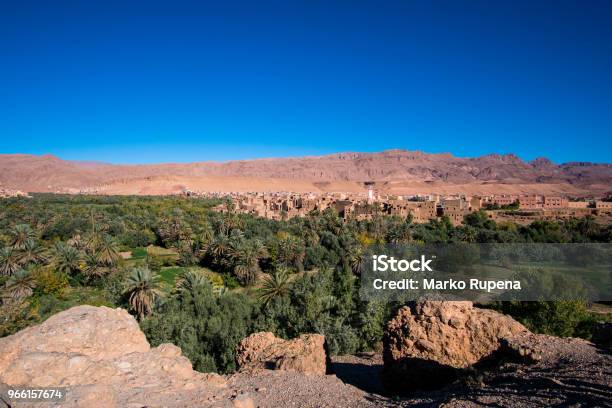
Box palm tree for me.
[578,215,598,237]
[217,211,244,235]
[3,269,36,300]
[0,247,21,276]
[231,240,267,285]
[195,223,215,259]
[9,224,36,250]
[158,216,192,247]
[124,267,162,320]
[94,235,120,266]
[175,270,210,296]
[18,240,47,266]
[276,235,304,270]
[258,267,292,305]
[82,253,110,280]
[210,235,232,266]
[67,232,86,250]
[347,244,364,274]
[53,242,82,275]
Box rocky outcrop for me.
[1,304,609,407]
[0,306,226,407]
[0,306,374,407]
[384,301,527,368]
[2,151,611,195]
[382,301,528,391]
[400,333,612,407]
[236,332,329,375]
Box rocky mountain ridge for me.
[1,150,611,195]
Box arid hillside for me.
[1,150,611,195]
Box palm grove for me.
[0,194,610,374]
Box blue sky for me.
[1,0,611,164]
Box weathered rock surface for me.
[397,334,612,407]
[0,307,370,408]
[1,304,610,407]
[382,301,528,391]
[384,301,527,368]
[0,306,226,407]
[3,151,612,195]
[236,332,329,375]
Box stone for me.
[236,332,328,375]
[232,395,255,408]
[0,305,226,406]
[382,301,528,391]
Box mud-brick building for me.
[442,198,471,225]
[518,195,543,209]
[596,201,612,214]
[543,196,569,208]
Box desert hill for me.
[1,150,611,195]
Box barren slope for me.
[1,150,610,195]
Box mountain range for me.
[1,150,610,196]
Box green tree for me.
[94,235,120,266]
[275,234,305,271]
[9,224,36,250]
[82,253,110,280]
[175,270,210,295]
[0,247,21,276]
[52,242,82,275]
[17,240,47,266]
[231,240,267,285]
[258,267,292,305]
[124,267,162,320]
[3,269,36,301]
[141,278,252,373]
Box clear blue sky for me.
[1,0,611,164]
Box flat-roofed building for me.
[492,195,518,206]
[519,195,543,209]
[567,201,589,209]
[596,201,612,212]
[443,198,471,225]
[544,196,569,208]
[469,196,483,211]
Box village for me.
[4,183,612,225]
[199,187,612,225]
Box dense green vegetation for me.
[0,194,610,374]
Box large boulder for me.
[236,332,329,375]
[0,306,226,407]
[382,301,528,391]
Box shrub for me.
[33,269,69,297]
[492,300,596,338]
[141,279,252,374]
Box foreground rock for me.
[398,333,612,407]
[383,301,528,391]
[0,306,373,408]
[0,306,226,407]
[1,304,609,407]
[236,332,329,375]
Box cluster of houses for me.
[0,188,29,198]
[203,190,612,225]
